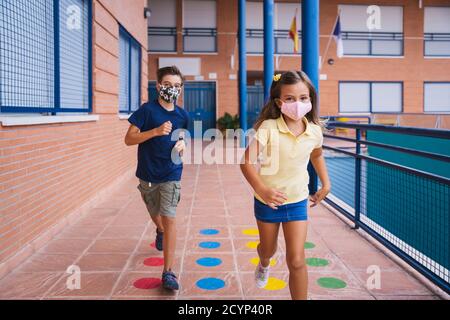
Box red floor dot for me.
[133,278,161,290]
[144,257,164,266]
[150,242,156,248]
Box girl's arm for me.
[240,139,287,210]
[309,147,331,207]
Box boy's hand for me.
[310,186,330,207]
[154,121,172,136]
[256,186,288,210]
[174,139,186,154]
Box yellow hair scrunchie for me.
[273,74,281,82]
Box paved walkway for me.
[0,163,440,300]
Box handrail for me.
[324,133,450,163]
[246,28,302,38]
[327,121,450,139]
[148,27,177,35]
[323,144,450,185]
[342,31,404,40]
[424,32,450,41]
[321,121,450,293]
[182,27,217,36]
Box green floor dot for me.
[304,242,315,249]
[317,277,347,289]
[306,257,329,267]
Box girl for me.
[240,70,331,300]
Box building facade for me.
[147,0,450,131]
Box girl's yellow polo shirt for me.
[253,116,323,205]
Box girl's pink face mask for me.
[279,100,312,121]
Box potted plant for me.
[217,112,240,138]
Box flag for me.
[333,15,344,58]
[289,9,299,53]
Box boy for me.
[124,66,189,290]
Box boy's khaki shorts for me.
[137,179,181,218]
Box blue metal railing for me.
[148,27,177,52]
[341,31,404,56]
[321,121,450,294]
[424,33,450,57]
[246,29,303,54]
[182,28,217,53]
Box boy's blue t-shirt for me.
[128,100,190,183]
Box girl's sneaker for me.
[254,262,270,288]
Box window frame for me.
[182,0,217,53]
[338,4,404,57]
[338,81,404,114]
[0,0,93,114]
[423,6,450,58]
[423,82,450,113]
[119,25,142,114]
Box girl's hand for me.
[309,186,330,207]
[257,186,288,210]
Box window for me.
[0,0,92,114]
[183,0,217,52]
[424,7,450,57]
[424,83,450,112]
[246,2,302,54]
[148,0,177,52]
[119,26,141,114]
[274,2,302,54]
[338,5,403,56]
[339,82,403,113]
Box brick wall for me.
[0,0,148,266]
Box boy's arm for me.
[124,121,172,146]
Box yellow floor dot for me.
[242,228,259,236]
[250,257,277,267]
[245,241,259,249]
[264,277,287,291]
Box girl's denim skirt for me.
[254,197,308,223]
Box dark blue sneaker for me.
[155,228,163,251]
[162,270,179,291]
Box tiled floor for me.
[0,163,441,300]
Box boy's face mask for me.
[158,84,181,103]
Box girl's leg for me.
[161,215,176,271]
[282,221,308,300]
[256,220,280,267]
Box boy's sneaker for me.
[155,228,163,251]
[255,262,270,288]
[162,270,179,291]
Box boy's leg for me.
[282,220,308,300]
[137,179,164,249]
[159,181,180,271]
[150,214,164,233]
[161,215,176,271]
[158,181,181,290]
